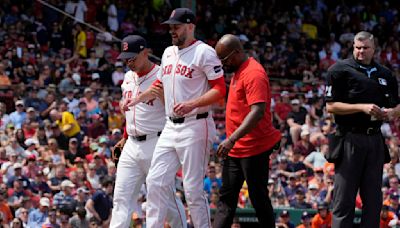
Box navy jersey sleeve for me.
[325,64,348,102]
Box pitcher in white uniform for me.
[123,8,227,228]
[109,35,186,228]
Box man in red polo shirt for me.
[213,34,281,227]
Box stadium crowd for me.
[0,0,399,227]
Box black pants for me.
[213,151,275,228]
[332,132,385,228]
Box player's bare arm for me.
[217,102,266,158]
[149,82,165,105]
[122,84,160,110]
[326,101,387,120]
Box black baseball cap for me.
[117,35,147,60]
[162,8,196,25]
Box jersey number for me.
[325,86,332,97]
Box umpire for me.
[325,31,399,228]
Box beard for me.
[172,34,186,47]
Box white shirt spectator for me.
[107,3,118,32]
[65,0,87,23]
[1,161,15,183]
[0,113,10,130]
[63,97,80,113]
[112,71,124,86]
[304,151,327,169]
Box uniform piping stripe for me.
[202,118,211,227]
[171,186,184,228]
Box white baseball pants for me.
[109,135,186,228]
[146,117,216,228]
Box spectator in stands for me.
[87,114,107,139]
[47,138,66,165]
[74,23,87,58]
[5,137,24,158]
[86,163,100,189]
[204,165,222,196]
[30,170,51,195]
[7,163,30,189]
[296,211,312,228]
[10,217,24,228]
[53,180,77,215]
[303,144,327,170]
[50,123,69,151]
[15,207,28,227]
[287,99,308,144]
[290,188,312,209]
[85,177,113,227]
[80,88,98,115]
[311,202,332,227]
[75,187,90,208]
[27,197,50,227]
[0,188,13,225]
[9,100,26,129]
[47,165,68,193]
[0,102,10,130]
[50,108,82,142]
[111,61,124,86]
[69,206,89,228]
[276,210,295,228]
[65,137,85,168]
[41,208,59,228]
[380,205,398,228]
[287,149,307,173]
[273,91,292,130]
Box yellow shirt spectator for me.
[302,23,318,39]
[57,111,81,137]
[76,30,87,58]
[108,113,124,131]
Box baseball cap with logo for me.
[162,8,196,25]
[117,35,147,60]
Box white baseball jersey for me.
[157,40,224,117]
[121,65,165,136]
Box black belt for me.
[169,112,208,124]
[340,126,381,135]
[132,131,162,141]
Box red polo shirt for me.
[226,57,281,158]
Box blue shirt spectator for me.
[9,100,26,129]
[27,197,50,228]
[203,166,222,195]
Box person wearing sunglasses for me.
[213,34,281,227]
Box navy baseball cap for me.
[118,35,147,60]
[162,8,196,25]
[301,211,311,220]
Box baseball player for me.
[123,8,226,228]
[109,35,186,228]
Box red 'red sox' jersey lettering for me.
[163,64,194,78]
[163,65,172,75]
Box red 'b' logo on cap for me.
[122,42,128,51]
[170,10,176,18]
